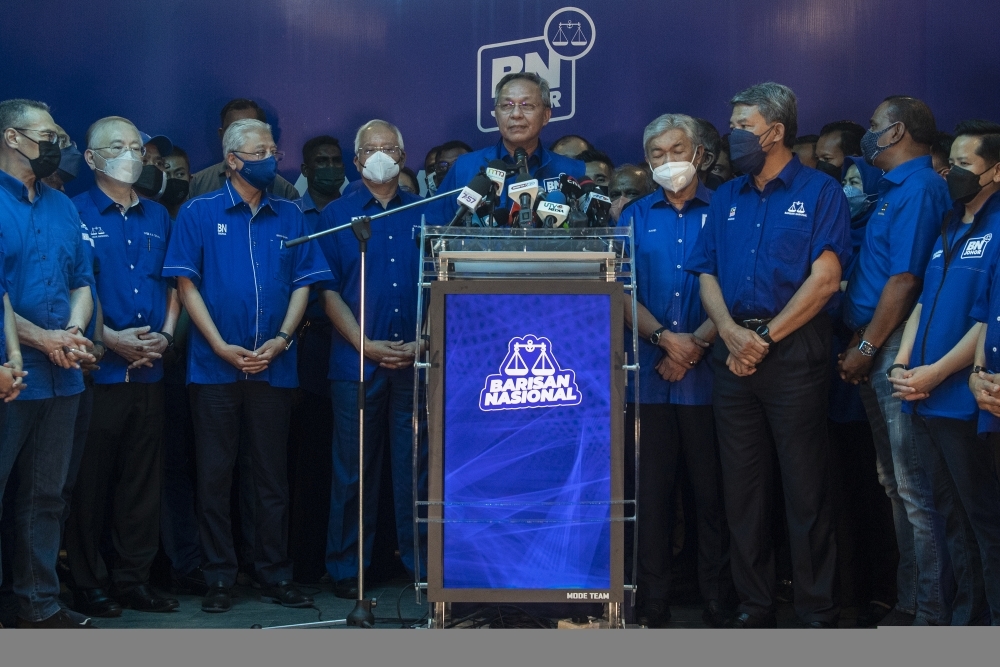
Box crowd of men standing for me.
[1,72,1000,630]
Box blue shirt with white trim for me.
[162,180,331,388]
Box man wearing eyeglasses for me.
[163,118,331,613]
[316,119,427,599]
[435,72,585,224]
[0,98,95,628]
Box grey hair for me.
[730,82,798,148]
[493,72,552,109]
[85,116,139,149]
[0,98,51,134]
[223,118,272,156]
[353,120,404,154]
[643,114,702,156]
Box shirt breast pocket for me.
[271,239,293,285]
[769,219,813,265]
[144,237,167,278]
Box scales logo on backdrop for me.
[477,7,596,133]
[479,335,582,411]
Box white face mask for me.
[651,161,697,193]
[361,150,400,184]
[96,151,144,185]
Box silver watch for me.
[858,340,878,357]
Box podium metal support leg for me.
[606,603,622,629]
[433,602,451,628]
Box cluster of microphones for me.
[446,147,612,228]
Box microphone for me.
[486,159,514,196]
[492,207,510,227]
[513,148,529,177]
[508,200,520,226]
[582,190,613,227]
[508,175,539,228]
[446,173,493,227]
[538,200,570,228]
[559,174,583,200]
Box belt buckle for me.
[742,318,767,329]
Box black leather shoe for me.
[72,588,122,618]
[334,577,359,599]
[17,609,96,628]
[856,600,893,628]
[638,599,671,628]
[171,567,210,596]
[730,611,777,628]
[877,609,916,626]
[114,584,179,612]
[202,583,232,613]
[259,580,314,608]
[702,599,729,628]
[805,620,836,628]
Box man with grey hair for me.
[316,119,428,598]
[0,98,95,628]
[435,72,585,224]
[163,118,331,613]
[687,83,851,628]
[618,113,730,627]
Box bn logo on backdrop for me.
[477,7,596,133]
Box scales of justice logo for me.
[479,335,582,412]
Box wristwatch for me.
[858,340,878,357]
[275,331,293,350]
[649,326,668,346]
[755,324,774,344]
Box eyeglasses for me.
[399,184,417,195]
[358,146,401,158]
[495,101,542,116]
[13,127,59,144]
[91,145,146,158]
[232,149,284,162]
[433,159,457,174]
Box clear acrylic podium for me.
[410,226,641,629]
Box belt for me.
[737,317,772,330]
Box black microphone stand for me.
[255,186,461,630]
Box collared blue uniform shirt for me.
[433,139,585,224]
[317,186,423,382]
[686,157,851,319]
[621,185,714,405]
[0,170,94,399]
[298,189,334,396]
[906,194,1000,421]
[73,186,173,384]
[162,180,331,388]
[968,195,1000,433]
[843,155,951,330]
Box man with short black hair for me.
[577,148,614,189]
[793,134,820,169]
[932,132,954,178]
[694,118,724,190]
[430,140,472,190]
[816,120,866,179]
[550,134,593,158]
[608,164,655,223]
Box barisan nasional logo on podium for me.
[479,335,583,412]
[477,7,596,134]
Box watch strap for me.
[650,326,668,345]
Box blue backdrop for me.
[3,0,997,195]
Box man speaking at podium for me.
[435,72,585,222]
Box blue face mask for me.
[234,154,277,191]
[57,143,84,182]
[843,184,873,219]
[729,125,776,177]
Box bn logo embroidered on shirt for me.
[784,201,807,217]
[728,207,737,220]
[962,233,993,259]
[217,224,227,236]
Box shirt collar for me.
[300,189,319,214]
[739,155,803,194]
[651,181,713,211]
[0,168,38,202]
[882,155,933,186]
[359,186,404,211]
[496,139,547,170]
[224,178,275,215]
[89,185,143,215]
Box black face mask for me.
[815,160,842,180]
[310,164,345,197]
[947,165,994,204]
[134,164,165,199]
[159,178,190,207]
[14,133,61,179]
[704,172,726,191]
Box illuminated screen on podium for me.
[440,291,612,590]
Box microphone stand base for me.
[347,598,377,628]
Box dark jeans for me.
[913,415,1000,624]
[628,403,728,604]
[61,380,94,540]
[190,381,293,587]
[712,315,838,623]
[160,380,202,577]
[65,382,165,590]
[326,368,427,582]
[287,388,333,583]
[0,395,81,621]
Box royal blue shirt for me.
[162,180,332,388]
[843,155,951,330]
[905,194,1000,421]
[297,189,334,396]
[686,157,851,319]
[0,170,94,399]
[621,184,714,405]
[73,187,173,384]
[0,256,8,365]
[317,186,422,382]
[433,139,585,224]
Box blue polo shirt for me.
[162,180,332,388]
[620,184,714,405]
[843,155,951,330]
[0,257,7,365]
[73,186,173,384]
[433,139,585,225]
[686,156,851,319]
[317,186,422,382]
[905,193,1000,421]
[298,189,333,396]
[0,170,94,399]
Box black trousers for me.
[712,314,838,623]
[287,388,333,583]
[627,403,728,603]
[65,382,165,590]
[190,381,293,587]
